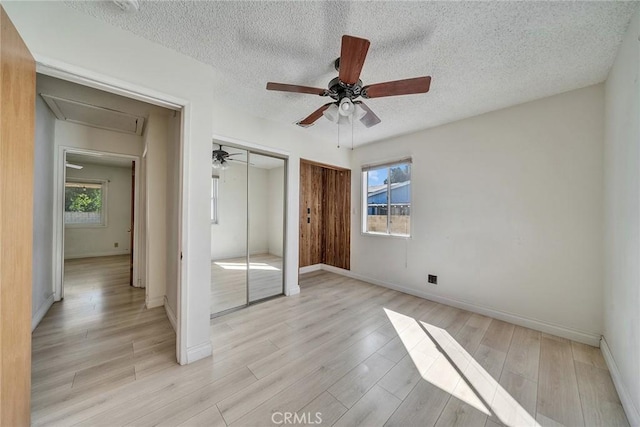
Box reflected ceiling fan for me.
[266,35,431,128]
[212,144,248,170]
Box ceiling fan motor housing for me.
[327,77,363,102]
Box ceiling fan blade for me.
[266,82,327,96]
[354,101,381,128]
[296,103,335,127]
[65,162,83,170]
[339,35,370,85]
[362,76,431,99]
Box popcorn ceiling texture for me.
[65,1,638,146]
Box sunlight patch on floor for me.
[214,262,280,271]
[384,308,540,426]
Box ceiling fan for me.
[266,35,431,128]
[212,144,246,170]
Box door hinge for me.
[180,252,183,260]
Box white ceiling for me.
[37,74,173,120]
[66,1,638,146]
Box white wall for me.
[249,167,269,255]
[211,163,248,260]
[165,112,181,320]
[144,112,168,308]
[351,84,605,344]
[268,166,285,257]
[5,1,350,364]
[64,163,132,259]
[211,164,285,260]
[56,120,143,157]
[32,96,56,330]
[603,8,640,425]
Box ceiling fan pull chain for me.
[351,116,354,151]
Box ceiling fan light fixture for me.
[338,98,355,117]
[220,160,229,170]
[212,158,221,169]
[322,104,340,123]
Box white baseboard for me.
[31,293,54,331]
[146,295,164,309]
[601,337,640,426]
[299,264,322,274]
[320,265,601,347]
[164,296,177,332]
[64,249,130,260]
[286,285,300,296]
[186,341,212,364]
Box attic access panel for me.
[40,93,145,136]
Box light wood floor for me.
[32,255,176,425]
[210,253,283,314]
[32,261,627,426]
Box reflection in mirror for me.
[210,146,248,314]
[248,153,285,302]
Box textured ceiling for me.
[65,1,638,146]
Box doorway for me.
[33,72,184,359]
[210,145,287,316]
[299,159,351,270]
[61,150,138,298]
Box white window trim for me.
[361,158,412,238]
[64,178,108,228]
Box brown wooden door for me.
[299,161,324,267]
[299,160,351,270]
[323,168,351,270]
[0,6,36,426]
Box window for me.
[211,175,219,224]
[65,180,107,226]
[362,159,411,236]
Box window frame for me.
[361,158,412,238]
[211,175,219,224]
[64,178,108,228]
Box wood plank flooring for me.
[32,261,628,426]
[32,255,176,424]
[210,253,283,314]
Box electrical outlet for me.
[114,242,119,248]
[428,274,437,285]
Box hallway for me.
[31,255,175,421]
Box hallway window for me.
[65,180,107,226]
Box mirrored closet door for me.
[210,146,248,315]
[248,153,285,303]
[210,144,286,316]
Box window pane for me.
[366,166,389,233]
[65,182,104,225]
[389,164,411,236]
[363,162,411,237]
